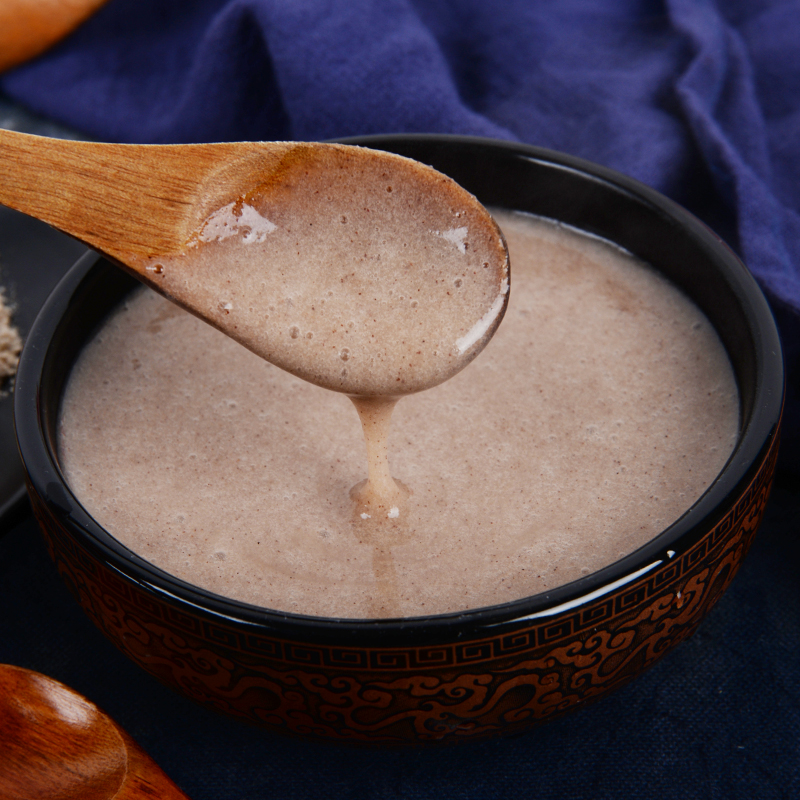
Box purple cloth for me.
[2,0,799,466]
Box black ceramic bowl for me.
[15,136,783,744]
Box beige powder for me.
[58,212,739,618]
[0,289,22,389]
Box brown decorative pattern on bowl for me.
[15,136,784,745]
[26,430,779,744]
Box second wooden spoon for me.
[0,663,188,800]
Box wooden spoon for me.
[0,129,509,396]
[0,0,109,73]
[0,663,189,799]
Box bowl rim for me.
[14,134,784,646]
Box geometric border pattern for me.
[29,429,778,744]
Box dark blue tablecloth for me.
[1,1,799,796]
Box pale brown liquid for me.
[148,154,510,516]
[58,212,739,618]
[349,396,410,519]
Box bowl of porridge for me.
[14,135,782,744]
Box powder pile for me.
[0,289,22,388]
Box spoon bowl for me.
[0,130,509,395]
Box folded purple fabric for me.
[2,0,799,466]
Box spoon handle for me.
[0,128,222,259]
[0,129,308,268]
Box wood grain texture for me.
[0,0,109,73]
[0,129,302,264]
[0,664,188,799]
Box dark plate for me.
[0,206,86,528]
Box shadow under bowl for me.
[14,135,783,745]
